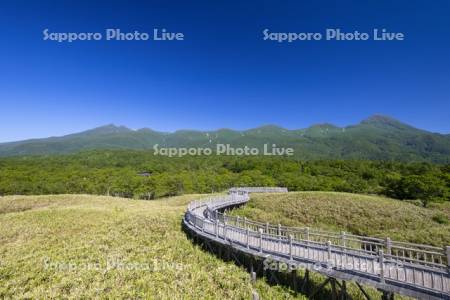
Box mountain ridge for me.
[1,115,449,162]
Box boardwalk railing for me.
[184,187,450,299]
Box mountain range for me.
[1,115,449,162]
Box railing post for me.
[278,224,282,247]
[305,227,310,244]
[265,222,269,234]
[379,250,385,283]
[327,241,332,260]
[224,223,227,241]
[244,217,247,229]
[215,219,218,238]
[259,228,263,253]
[246,227,250,249]
[237,216,241,228]
[289,235,293,260]
[385,237,392,255]
[446,246,450,269]
[341,231,346,247]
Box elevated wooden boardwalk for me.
[183,188,450,299]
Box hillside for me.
[230,192,450,247]
[1,115,449,162]
[0,194,303,299]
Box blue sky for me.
[0,0,449,142]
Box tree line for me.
[0,150,448,206]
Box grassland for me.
[1,192,447,299]
[0,194,304,299]
[230,192,450,247]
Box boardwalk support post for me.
[302,269,310,294]
[381,290,394,300]
[341,280,348,300]
[291,269,298,292]
[356,282,371,300]
[309,277,331,298]
[331,278,338,300]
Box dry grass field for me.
[0,194,304,299]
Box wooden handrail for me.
[184,187,450,298]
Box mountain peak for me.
[83,124,132,135]
[136,127,166,134]
[243,125,288,136]
[359,115,419,132]
[309,123,339,129]
[250,124,286,131]
[361,115,401,125]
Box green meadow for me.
[0,194,303,299]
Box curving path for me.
[183,187,450,299]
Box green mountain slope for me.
[0,115,449,162]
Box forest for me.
[0,150,448,206]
